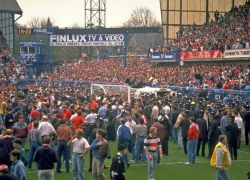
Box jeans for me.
[146,151,158,179]
[38,169,54,180]
[72,154,84,180]
[119,141,129,164]
[177,128,183,148]
[28,142,40,169]
[216,169,229,180]
[56,140,70,172]
[19,137,26,148]
[135,137,146,163]
[172,127,178,143]
[157,141,163,164]
[187,139,197,163]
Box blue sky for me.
[16,0,161,28]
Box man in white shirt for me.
[232,109,243,149]
[67,129,90,180]
[38,115,56,147]
[163,102,171,116]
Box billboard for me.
[180,50,221,60]
[49,34,125,46]
[150,51,179,62]
[18,29,54,35]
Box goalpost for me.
[91,83,137,102]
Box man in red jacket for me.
[61,105,72,125]
[186,117,200,165]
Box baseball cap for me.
[118,144,127,151]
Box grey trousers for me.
[92,157,107,180]
[38,169,54,180]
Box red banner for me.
[180,50,221,60]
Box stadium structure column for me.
[206,0,209,23]
[123,34,128,68]
[180,0,182,29]
[85,0,106,60]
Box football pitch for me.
[26,140,250,180]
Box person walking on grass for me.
[33,136,58,180]
[185,117,200,164]
[27,121,42,170]
[90,129,108,180]
[56,119,72,173]
[67,129,90,180]
[210,135,231,180]
[110,144,127,180]
[10,150,26,180]
[144,127,162,180]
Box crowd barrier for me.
[150,49,250,62]
[16,79,250,104]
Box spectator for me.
[33,136,58,180]
[10,150,26,180]
[67,129,90,180]
[12,138,28,167]
[12,115,28,148]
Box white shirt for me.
[163,105,170,115]
[85,113,97,124]
[70,113,77,121]
[72,138,90,154]
[38,121,56,136]
[234,116,243,129]
[125,120,137,134]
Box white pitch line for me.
[26,160,250,174]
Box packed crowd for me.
[152,2,250,53]
[0,76,249,180]
[41,58,250,90]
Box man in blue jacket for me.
[117,118,132,167]
[90,129,107,180]
[10,150,26,180]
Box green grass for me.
[26,140,250,180]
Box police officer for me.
[110,144,127,180]
[196,111,207,157]
[207,112,220,158]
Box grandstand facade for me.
[160,0,248,44]
[0,0,23,53]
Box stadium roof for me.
[0,0,23,15]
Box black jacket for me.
[110,153,125,180]
[244,112,250,125]
[225,122,239,143]
[33,146,58,170]
[169,110,179,125]
[0,137,14,165]
[159,116,172,139]
[196,117,207,138]
[208,119,219,141]
[189,110,198,120]
[180,117,190,138]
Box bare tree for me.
[26,17,56,28]
[71,22,81,28]
[123,7,160,27]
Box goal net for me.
[91,83,137,102]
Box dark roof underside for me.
[0,0,22,15]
